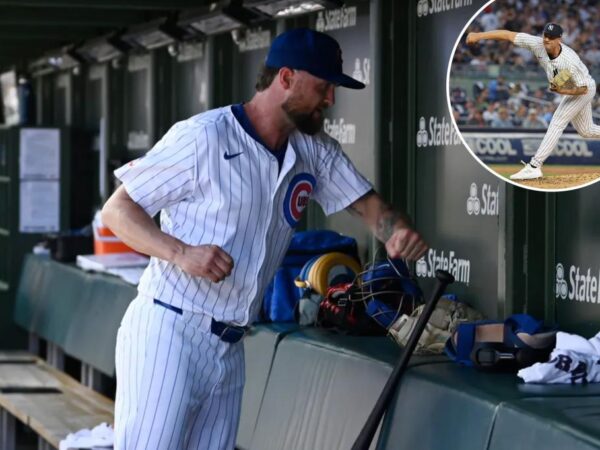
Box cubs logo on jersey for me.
[283,173,316,227]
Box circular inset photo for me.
[448,0,600,191]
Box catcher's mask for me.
[318,258,423,335]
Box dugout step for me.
[0,356,113,449]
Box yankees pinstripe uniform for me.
[514,32,599,168]
[113,105,372,449]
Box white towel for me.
[59,422,113,450]
[518,331,600,384]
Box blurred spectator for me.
[480,6,500,31]
[542,104,554,124]
[523,108,547,128]
[452,109,462,124]
[513,104,528,126]
[466,109,486,126]
[491,108,514,128]
[585,46,600,65]
[482,103,498,125]
[450,87,467,105]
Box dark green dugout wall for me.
[412,0,507,319]
[554,186,600,336]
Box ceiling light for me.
[178,1,268,36]
[244,0,343,18]
[74,34,132,64]
[122,18,195,50]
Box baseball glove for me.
[551,69,575,90]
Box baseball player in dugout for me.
[101,28,427,450]
[467,23,600,180]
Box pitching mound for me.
[489,165,600,190]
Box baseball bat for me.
[351,269,455,450]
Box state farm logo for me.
[416,117,428,147]
[417,0,429,17]
[556,262,600,304]
[416,116,462,148]
[556,263,568,300]
[417,0,474,18]
[351,58,370,86]
[466,183,499,216]
[416,248,471,285]
[236,27,271,52]
[316,6,357,31]
[324,118,356,144]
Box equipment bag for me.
[262,230,359,322]
[445,314,557,371]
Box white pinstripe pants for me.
[532,83,600,166]
[114,294,245,450]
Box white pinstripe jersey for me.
[514,33,595,87]
[114,106,372,326]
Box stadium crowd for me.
[452,0,600,128]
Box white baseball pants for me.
[114,294,245,450]
[532,83,600,166]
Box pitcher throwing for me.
[467,23,600,180]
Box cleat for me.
[510,163,543,180]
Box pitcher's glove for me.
[550,69,575,91]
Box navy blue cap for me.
[543,23,563,38]
[265,28,365,90]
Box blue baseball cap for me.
[265,28,365,90]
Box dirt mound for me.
[488,164,600,190]
[515,173,600,189]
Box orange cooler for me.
[93,212,133,254]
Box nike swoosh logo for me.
[224,152,244,160]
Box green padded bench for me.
[7,254,131,448]
[489,397,600,450]
[237,322,301,450]
[14,254,136,376]
[248,328,447,450]
[376,362,600,450]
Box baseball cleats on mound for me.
[510,162,543,180]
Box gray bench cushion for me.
[489,397,600,450]
[13,255,136,376]
[63,275,135,376]
[237,323,300,450]
[377,362,600,450]
[249,329,445,450]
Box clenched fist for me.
[173,244,234,282]
[466,32,480,45]
[385,227,428,261]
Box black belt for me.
[153,299,249,343]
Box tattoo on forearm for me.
[376,204,408,241]
[346,191,411,242]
